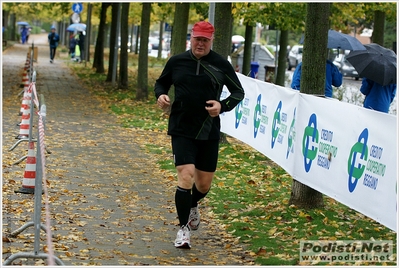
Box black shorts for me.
[171,136,219,172]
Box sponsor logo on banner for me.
[347,128,386,193]
[302,113,318,172]
[286,107,296,159]
[252,94,268,138]
[271,101,282,148]
[270,101,288,148]
[302,113,339,172]
[253,95,261,137]
[234,101,243,129]
[235,97,250,128]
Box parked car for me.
[333,54,359,80]
[132,38,152,54]
[287,45,303,70]
[149,36,161,50]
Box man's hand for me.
[205,100,221,117]
[157,94,170,109]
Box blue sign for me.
[72,3,83,14]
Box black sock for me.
[191,183,209,208]
[175,186,192,226]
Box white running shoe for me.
[188,207,200,230]
[174,225,191,248]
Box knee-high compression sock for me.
[191,183,209,208]
[175,186,192,226]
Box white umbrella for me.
[232,35,245,43]
[66,23,86,32]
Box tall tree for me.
[158,21,165,58]
[372,10,385,46]
[242,23,253,76]
[361,3,396,47]
[275,30,289,85]
[106,3,120,82]
[213,3,232,59]
[214,3,233,144]
[289,3,331,209]
[136,3,151,100]
[84,3,92,64]
[171,3,190,56]
[92,3,110,73]
[118,2,129,89]
[243,3,305,85]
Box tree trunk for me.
[158,21,164,59]
[106,3,119,82]
[171,3,189,56]
[242,23,253,76]
[84,3,92,64]
[275,29,288,86]
[372,10,385,46]
[288,3,330,209]
[10,13,16,41]
[289,180,324,209]
[118,2,129,89]
[130,23,135,53]
[214,3,233,145]
[134,26,140,54]
[300,3,330,96]
[213,3,232,58]
[136,3,151,100]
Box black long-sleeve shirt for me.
[154,50,245,140]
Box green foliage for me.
[191,2,209,20]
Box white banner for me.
[221,73,397,231]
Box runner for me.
[154,20,245,249]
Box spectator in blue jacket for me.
[20,26,28,44]
[360,78,396,113]
[291,59,343,97]
[48,26,60,63]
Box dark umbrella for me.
[17,21,30,27]
[299,30,366,51]
[327,30,366,50]
[346,43,396,86]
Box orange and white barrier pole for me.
[14,141,36,194]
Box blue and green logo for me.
[347,128,368,193]
[235,101,243,129]
[271,101,282,148]
[253,94,261,138]
[302,113,319,172]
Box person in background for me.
[154,21,245,249]
[26,27,31,44]
[77,31,85,63]
[69,33,77,60]
[291,50,342,97]
[20,26,28,44]
[360,78,396,113]
[48,26,60,63]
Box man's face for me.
[190,36,212,59]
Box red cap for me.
[191,21,214,39]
